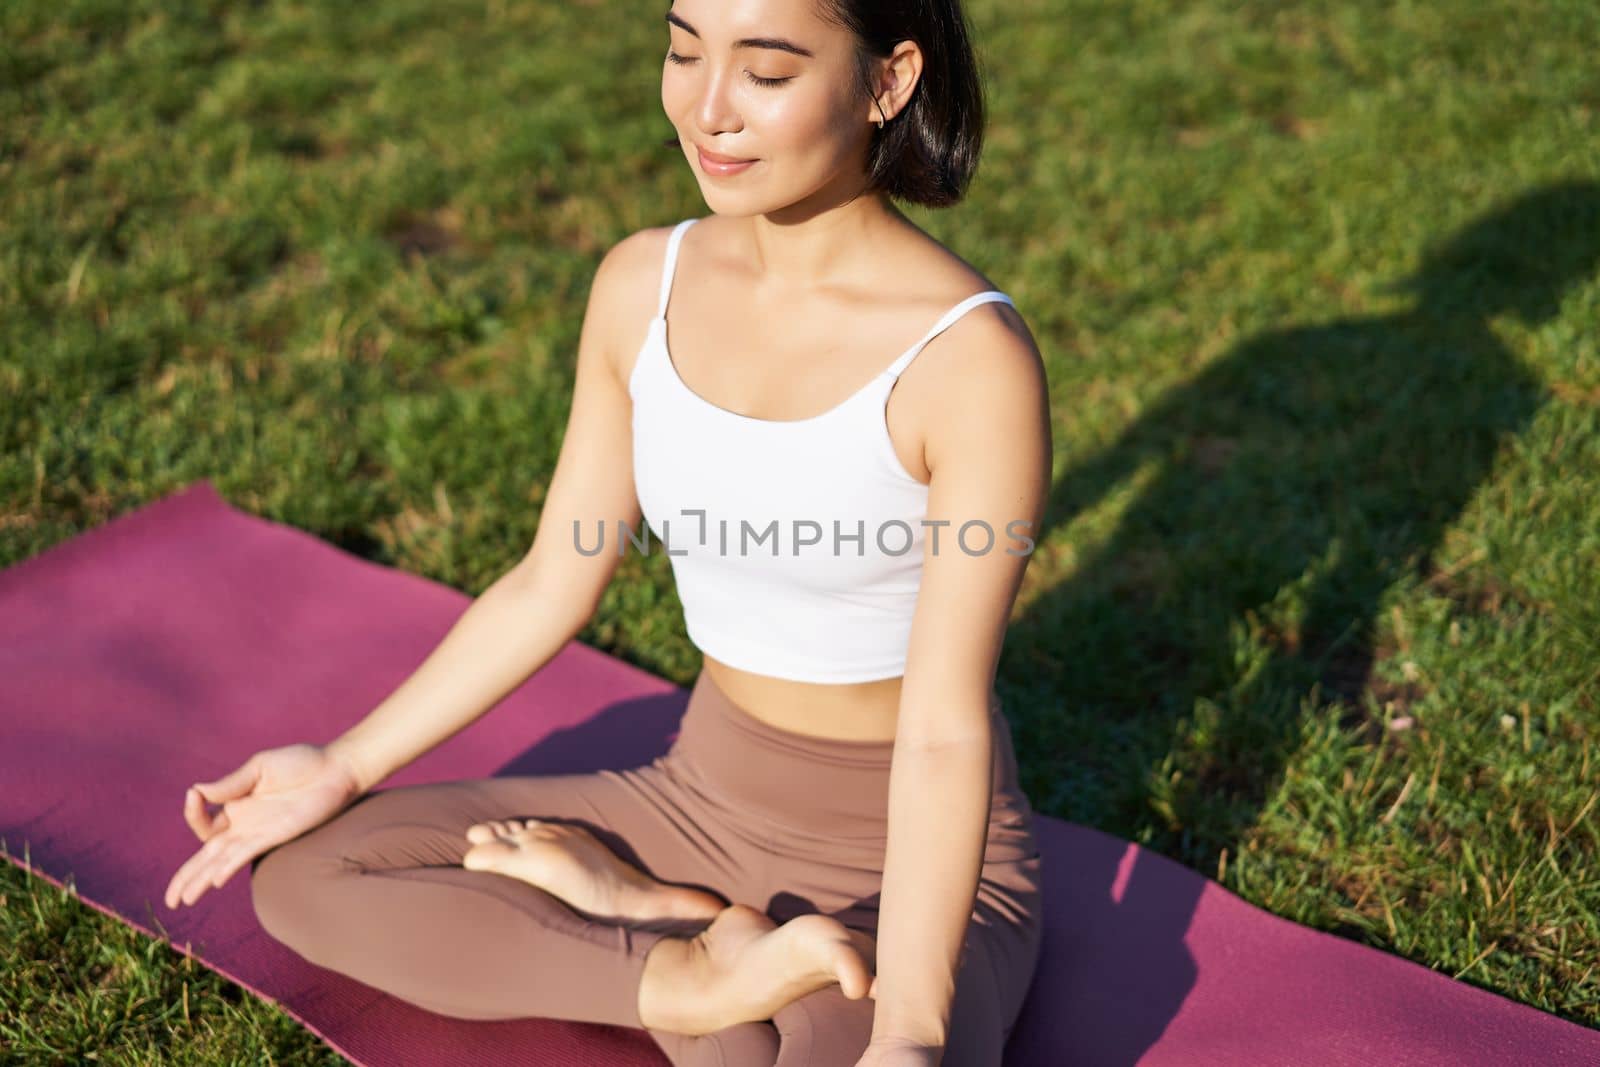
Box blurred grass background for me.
[2,0,1598,1060]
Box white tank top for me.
[628,217,1016,683]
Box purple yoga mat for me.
[2,481,1595,1066]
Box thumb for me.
[194,755,262,804]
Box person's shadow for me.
[995,180,1600,1059]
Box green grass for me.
[3,0,1598,1058]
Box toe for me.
[829,939,874,999]
[845,927,879,968]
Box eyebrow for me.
[664,12,816,59]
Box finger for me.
[163,867,187,911]
[209,838,265,895]
[184,787,219,841]
[190,834,252,902]
[193,755,262,806]
[169,832,233,908]
[169,849,221,909]
[166,834,224,909]
[180,877,210,909]
[186,790,211,838]
[202,838,249,892]
[182,857,225,907]
[166,854,207,911]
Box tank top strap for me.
[882,290,1015,380]
[657,217,701,319]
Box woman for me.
[163,1,1051,1063]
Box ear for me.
[867,40,922,125]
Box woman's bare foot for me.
[637,904,878,1035]
[461,818,726,924]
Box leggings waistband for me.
[662,667,1015,842]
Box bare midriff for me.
[701,656,903,743]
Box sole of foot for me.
[639,903,878,1035]
[461,817,727,924]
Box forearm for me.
[324,567,592,792]
[870,719,994,1049]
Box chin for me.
[695,191,775,218]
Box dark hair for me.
[660,0,988,209]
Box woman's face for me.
[662,1,875,212]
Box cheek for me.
[758,92,848,154]
[661,73,690,123]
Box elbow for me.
[896,680,1000,751]
[899,716,995,756]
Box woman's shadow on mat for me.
[492,181,1598,1063]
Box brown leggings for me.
[249,667,1044,1066]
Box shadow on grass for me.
[996,179,1599,1060]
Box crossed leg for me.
[249,763,1038,1066]
[757,856,1044,1067]
[247,766,872,1066]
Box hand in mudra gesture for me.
[164,743,365,910]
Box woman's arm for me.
[325,232,658,792]
[867,308,1051,1054]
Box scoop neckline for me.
[651,315,896,427]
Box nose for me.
[690,63,745,139]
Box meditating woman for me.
[164,1,1051,1064]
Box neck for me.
[733,193,909,295]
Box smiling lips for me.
[699,145,756,164]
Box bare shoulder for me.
[906,282,1046,418]
[952,291,1041,375]
[601,222,677,286]
[910,283,1049,481]
[585,224,677,387]
[941,236,1039,359]
[894,224,1044,391]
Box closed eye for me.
[666,50,793,88]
